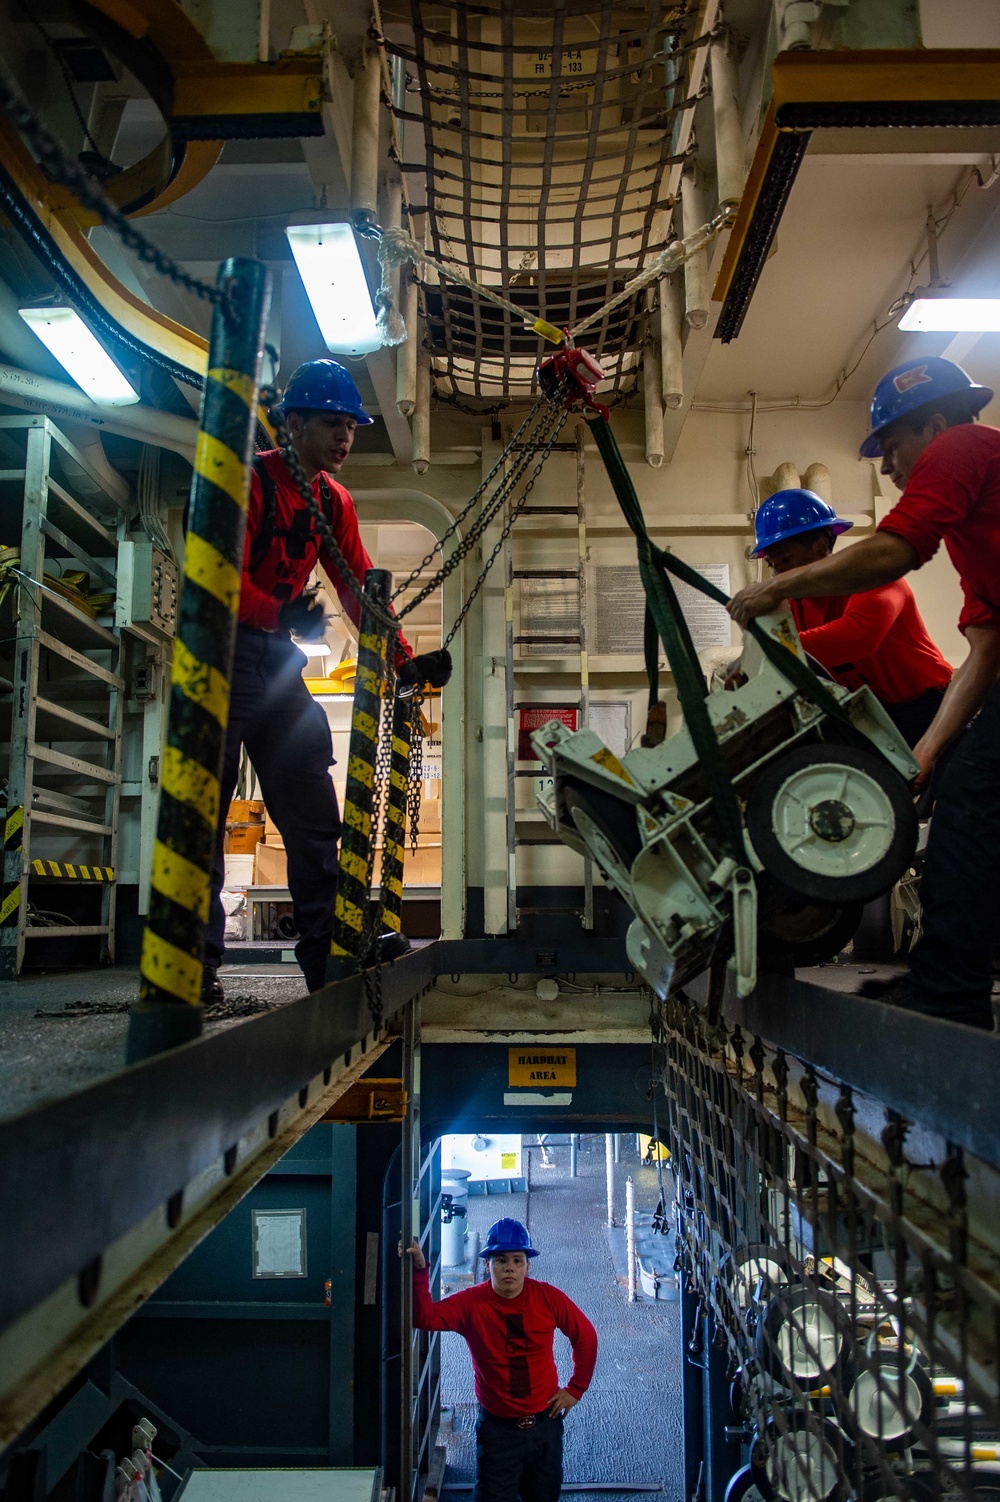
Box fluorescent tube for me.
[19,306,139,405]
[286,222,381,357]
[299,642,331,657]
[898,298,1000,333]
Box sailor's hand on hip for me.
[728,581,784,627]
[547,1389,577,1419]
[399,1237,427,1270]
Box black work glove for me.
[279,586,327,642]
[398,648,453,690]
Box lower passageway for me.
[438,1135,683,1502]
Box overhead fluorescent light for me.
[300,642,331,657]
[19,306,139,405]
[898,297,1000,333]
[285,221,381,357]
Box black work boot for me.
[201,964,225,1004]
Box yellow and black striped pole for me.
[0,804,24,978]
[128,257,270,1061]
[328,569,392,982]
[380,693,416,941]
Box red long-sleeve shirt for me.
[877,422,1000,635]
[412,1266,598,1418]
[239,448,411,658]
[790,581,951,706]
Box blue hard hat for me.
[281,358,374,425]
[481,1218,539,1258]
[859,356,992,458]
[751,489,853,558]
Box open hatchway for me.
[434,1131,681,1502]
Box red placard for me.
[517,705,578,761]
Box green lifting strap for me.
[587,414,880,865]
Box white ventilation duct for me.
[643,340,665,468]
[412,354,430,474]
[351,44,381,223]
[397,273,418,417]
[681,173,710,329]
[710,40,746,211]
[658,275,683,410]
[0,360,197,460]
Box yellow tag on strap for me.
[532,318,564,345]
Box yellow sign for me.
[501,1152,517,1170]
[508,1047,577,1087]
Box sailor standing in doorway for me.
[405,1218,598,1502]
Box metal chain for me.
[400,394,570,624]
[389,394,549,604]
[443,402,570,651]
[406,691,425,857]
[362,661,399,1034]
[0,71,229,313]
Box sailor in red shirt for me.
[729,357,1000,1029]
[407,1217,597,1502]
[745,489,951,747]
[204,359,452,999]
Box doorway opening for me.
[432,1132,683,1502]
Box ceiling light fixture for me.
[285,221,381,357]
[19,306,139,405]
[299,642,331,657]
[898,297,1000,333]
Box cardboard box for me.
[264,811,281,842]
[230,799,265,821]
[254,842,288,887]
[415,800,441,835]
[403,843,441,885]
[226,823,264,855]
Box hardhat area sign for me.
[508,1047,577,1087]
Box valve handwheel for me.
[746,743,917,906]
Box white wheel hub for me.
[770,760,896,878]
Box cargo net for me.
[385,0,705,403]
[659,1005,1000,1502]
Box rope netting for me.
[382,0,708,403]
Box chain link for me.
[361,654,400,1035]
[389,395,550,604]
[443,402,570,650]
[405,692,425,857]
[0,72,229,313]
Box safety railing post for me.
[127,257,270,1062]
[328,568,393,982]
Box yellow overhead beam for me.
[713,49,1000,342]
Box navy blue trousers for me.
[907,677,1000,1024]
[474,1411,563,1502]
[205,627,341,991]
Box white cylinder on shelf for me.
[710,40,746,211]
[351,44,381,220]
[681,173,710,330]
[659,276,683,409]
[412,353,431,474]
[643,340,665,468]
[803,462,833,503]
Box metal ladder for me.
[504,424,593,932]
[0,417,127,978]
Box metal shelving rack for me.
[504,425,593,933]
[0,415,129,978]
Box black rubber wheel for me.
[725,1465,770,1502]
[746,743,917,905]
[851,893,897,963]
[848,1354,933,1451]
[562,778,642,875]
[750,1413,851,1502]
[760,894,864,969]
[757,1284,851,1388]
